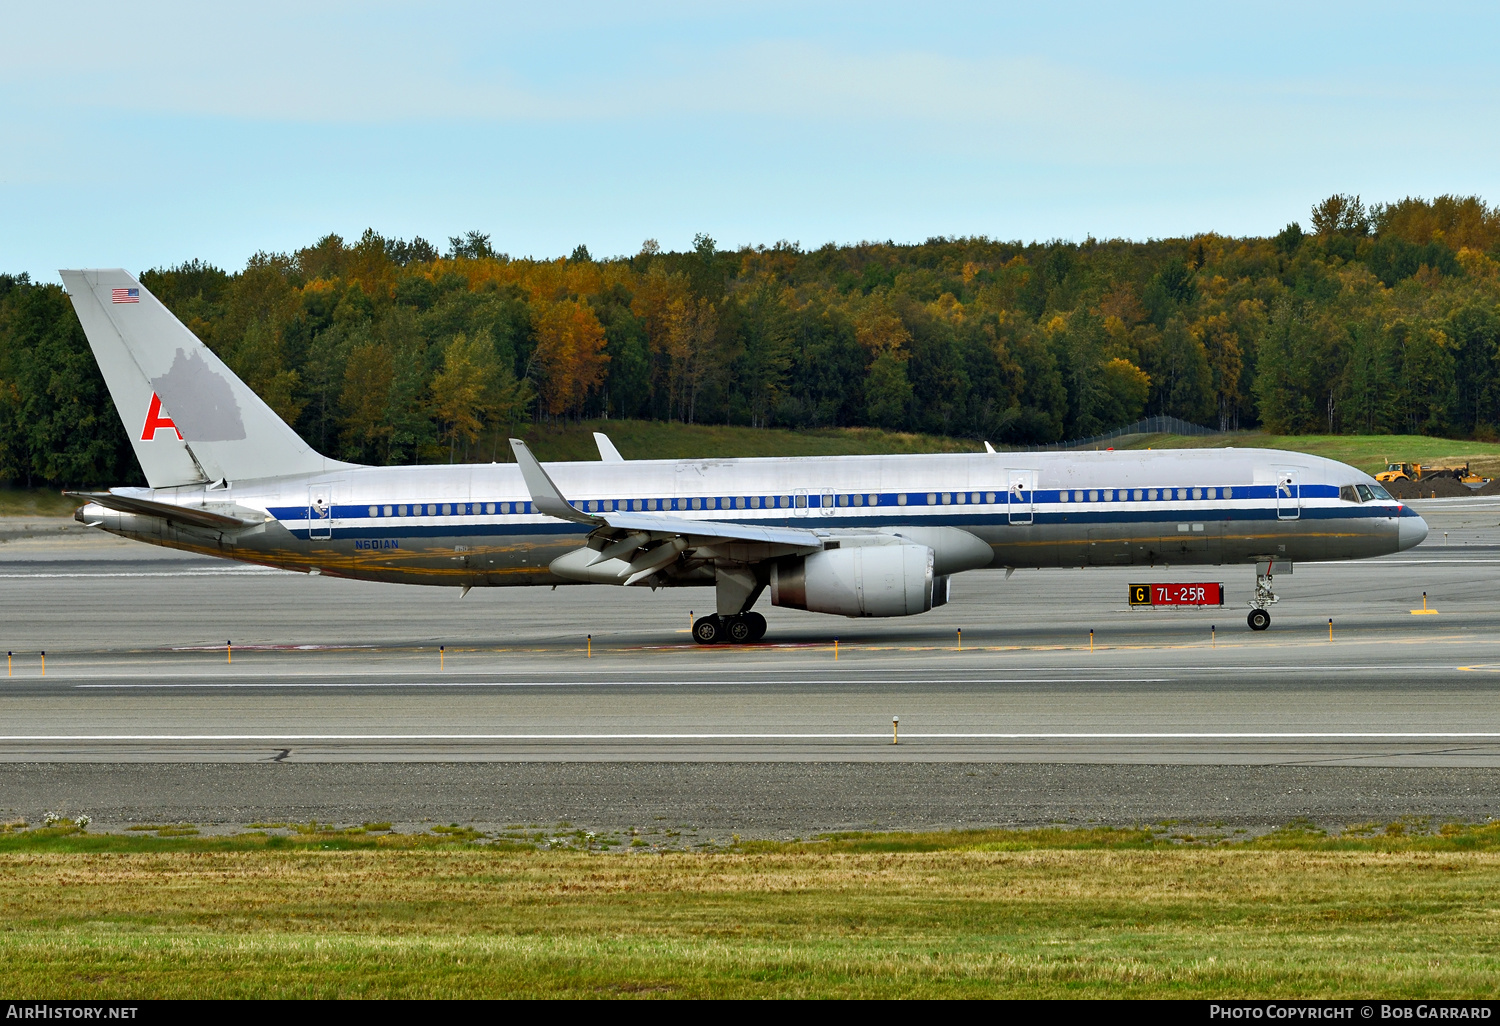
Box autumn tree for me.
[856,307,914,429]
[339,340,395,462]
[532,300,609,419]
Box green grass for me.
[0,487,80,517]
[515,418,980,462]
[4,823,1500,998]
[1109,431,1500,476]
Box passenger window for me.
[1206,489,1216,500]
[986,492,996,503]
[1192,488,1202,500]
[1074,490,1083,501]
[897,494,907,506]
[1059,490,1069,503]
[1088,490,1098,502]
[795,494,807,508]
[870,494,880,505]
[1133,489,1143,501]
[927,493,937,505]
[427,504,437,515]
[1148,490,1158,501]
[735,496,746,509]
[483,503,493,514]
[955,493,966,504]
[692,497,702,509]
[942,493,952,504]
[1224,487,1233,499]
[750,496,761,508]
[838,494,848,506]
[1356,484,1375,502]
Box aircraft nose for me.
[1398,511,1429,551]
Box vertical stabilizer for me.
[60,269,356,487]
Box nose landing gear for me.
[1247,561,1280,631]
[693,612,767,645]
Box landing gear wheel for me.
[727,616,753,643]
[744,612,767,642]
[693,615,725,645]
[1247,608,1271,631]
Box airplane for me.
[59,269,1429,644]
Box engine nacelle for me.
[771,543,937,617]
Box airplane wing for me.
[509,439,823,551]
[65,490,267,531]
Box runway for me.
[2,497,1500,831]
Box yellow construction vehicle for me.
[1376,461,1485,485]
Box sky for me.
[4,1,1499,280]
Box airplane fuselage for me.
[78,447,1428,589]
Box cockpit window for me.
[1368,483,1393,501]
[1356,484,1375,502]
[1340,485,1360,503]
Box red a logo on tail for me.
[140,393,182,441]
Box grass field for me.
[515,419,979,462]
[1108,432,1500,477]
[0,487,83,517]
[4,822,1500,998]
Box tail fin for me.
[60,269,354,487]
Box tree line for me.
[2,194,1499,487]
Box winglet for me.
[983,441,996,454]
[593,432,625,462]
[509,439,600,525]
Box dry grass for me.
[3,825,1500,998]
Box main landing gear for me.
[693,612,767,645]
[1247,564,1279,631]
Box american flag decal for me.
[111,287,139,304]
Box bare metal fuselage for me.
[78,447,1426,591]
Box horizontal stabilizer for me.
[66,491,265,531]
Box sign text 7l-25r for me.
[1129,583,1225,607]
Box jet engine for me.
[770,543,947,617]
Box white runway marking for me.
[62,664,1473,687]
[5,732,1500,741]
[73,677,1176,689]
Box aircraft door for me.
[1007,470,1035,525]
[308,486,334,540]
[794,488,809,517]
[820,489,835,516]
[1275,469,1300,521]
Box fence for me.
[996,415,1221,453]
